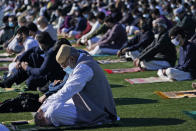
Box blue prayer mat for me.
[183,111,196,120]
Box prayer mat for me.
[72,44,81,47]
[0,53,14,57]
[0,57,14,62]
[104,67,141,74]
[0,88,16,93]
[57,34,64,39]
[0,76,2,80]
[97,59,127,64]
[92,54,112,57]
[0,88,26,93]
[125,77,172,84]
[0,85,27,93]
[2,119,34,131]
[183,111,196,120]
[69,39,76,44]
[155,90,196,99]
[2,120,34,125]
[4,119,119,131]
[0,67,8,71]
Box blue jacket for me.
[26,47,65,81]
[75,16,87,31]
[18,46,44,68]
[176,41,196,78]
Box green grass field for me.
[0,54,196,131]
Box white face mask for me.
[192,10,196,14]
[175,16,180,22]
[37,25,44,32]
[171,37,180,46]
[84,14,88,19]
[171,4,175,8]
[150,5,155,10]
[133,15,137,18]
[143,14,149,18]
[138,7,143,12]
[154,34,159,39]
[39,45,44,51]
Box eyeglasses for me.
[60,56,70,68]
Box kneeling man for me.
[34,45,117,126]
[157,27,196,81]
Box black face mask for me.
[141,24,149,32]
[153,27,159,34]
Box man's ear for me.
[70,56,75,62]
[38,113,43,120]
[35,110,44,120]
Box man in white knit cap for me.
[34,45,117,127]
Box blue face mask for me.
[84,14,88,19]
[63,66,73,74]
[9,22,14,27]
[175,16,180,22]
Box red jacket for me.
[75,22,92,39]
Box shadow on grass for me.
[114,98,158,105]
[119,118,185,126]
[110,84,124,88]
[32,118,185,131]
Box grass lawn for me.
[0,52,196,130]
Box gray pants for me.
[89,46,119,55]
[157,68,192,81]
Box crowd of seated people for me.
[1,0,196,128]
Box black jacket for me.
[22,46,65,82]
[176,15,196,39]
[121,30,154,52]
[138,31,177,67]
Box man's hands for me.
[53,80,62,86]
[117,48,128,57]
[133,58,140,67]
[6,48,14,54]
[15,61,21,69]
[39,95,47,103]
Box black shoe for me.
[37,82,49,93]
[0,82,6,88]
[0,80,12,88]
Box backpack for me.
[0,93,41,113]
